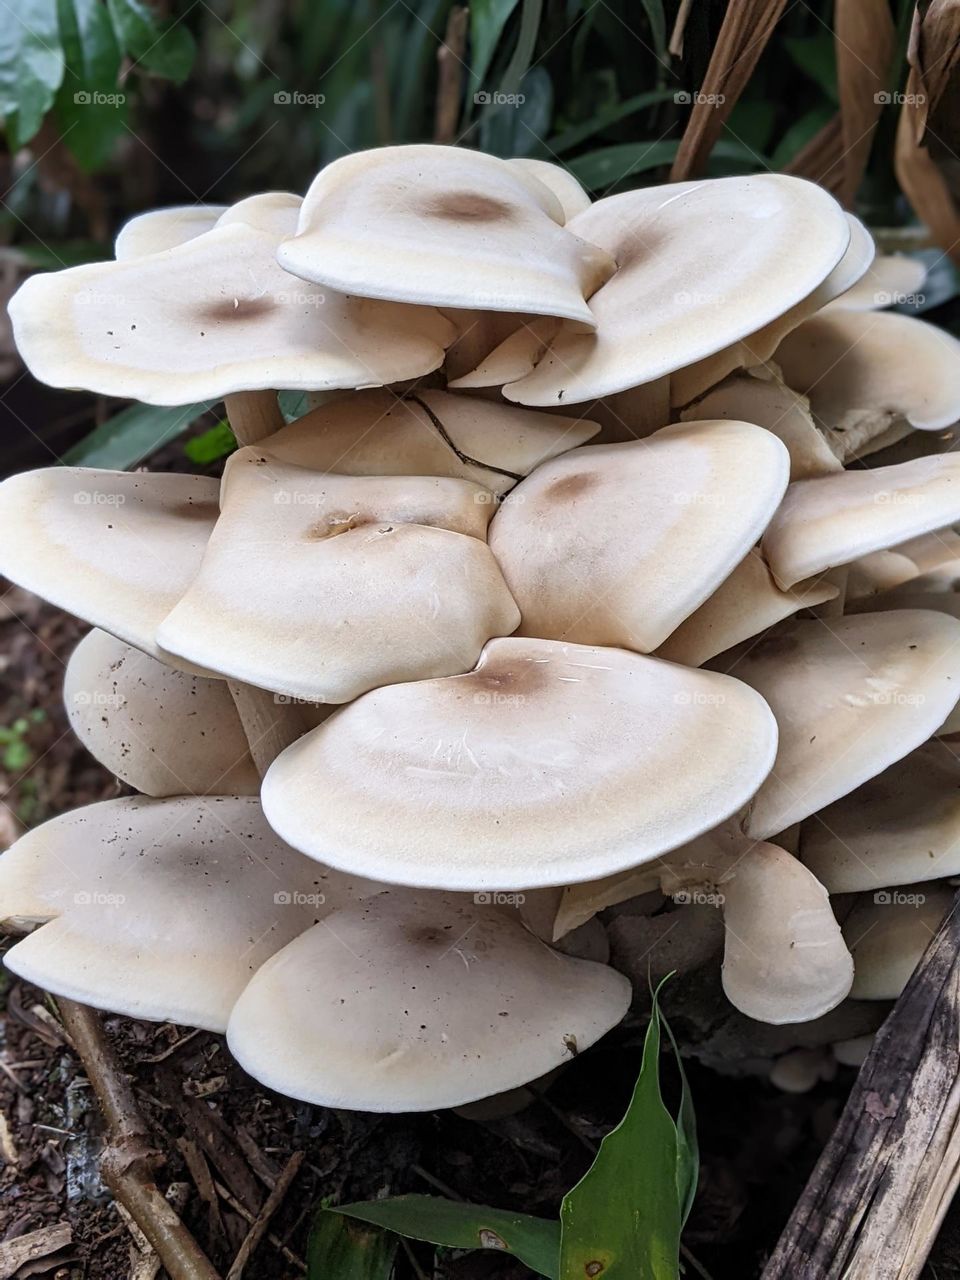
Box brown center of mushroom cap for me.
[427,192,514,222]
[197,296,278,323]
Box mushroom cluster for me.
[3,144,960,1110]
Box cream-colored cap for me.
[114,205,227,258]
[843,884,953,999]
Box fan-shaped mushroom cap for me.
[64,629,259,796]
[721,841,853,1023]
[655,550,839,668]
[448,316,560,391]
[843,885,953,999]
[215,191,302,235]
[256,388,598,498]
[157,451,520,702]
[895,527,960,574]
[719,611,960,839]
[497,174,850,406]
[114,205,227,258]
[825,253,927,311]
[774,310,960,434]
[846,550,919,600]
[679,371,841,481]
[801,741,960,892]
[507,158,592,221]
[0,796,380,1023]
[762,454,960,589]
[8,221,455,405]
[261,635,778,890]
[226,888,631,1111]
[488,420,789,652]
[276,145,613,326]
[671,213,874,407]
[0,468,217,662]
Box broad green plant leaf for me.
[468,0,523,97]
[106,0,195,81]
[332,1195,561,1278]
[558,985,697,1280]
[55,0,125,168]
[183,420,237,465]
[770,102,834,168]
[307,1209,398,1280]
[63,401,214,469]
[783,32,838,102]
[0,0,65,149]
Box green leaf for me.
[183,419,237,465]
[547,88,677,153]
[637,0,667,64]
[106,0,194,81]
[770,102,834,169]
[333,1195,561,1279]
[558,984,696,1280]
[567,139,679,188]
[307,1209,398,1280]
[63,401,214,469]
[54,0,125,166]
[498,0,543,99]
[783,33,838,103]
[468,0,523,96]
[0,0,66,149]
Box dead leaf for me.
[835,0,896,205]
[0,1224,72,1280]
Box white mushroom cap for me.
[843,884,953,999]
[846,550,919,600]
[679,370,842,481]
[720,841,853,1024]
[825,253,927,311]
[64,629,259,796]
[832,1034,874,1066]
[488,420,789,652]
[1,795,380,1029]
[215,191,303,236]
[671,212,875,407]
[276,145,614,326]
[655,550,839,668]
[157,451,520,702]
[9,221,455,405]
[506,159,592,221]
[895,527,960,573]
[446,316,560,391]
[0,468,217,662]
[801,741,960,892]
[498,174,850,406]
[718,611,960,839]
[256,388,598,498]
[114,205,227,258]
[226,888,631,1111]
[769,1048,837,1092]
[762,453,960,589]
[774,310,960,434]
[261,635,778,890]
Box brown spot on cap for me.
[544,471,598,502]
[198,297,276,323]
[171,501,220,522]
[428,192,513,222]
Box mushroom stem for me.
[226,680,309,778]
[57,998,220,1280]
[223,390,283,445]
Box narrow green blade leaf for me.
[106,0,194,81]
[63,401,214,469]
[547,88,677,154]
[468,0,523,96]
[662,1011,699,1226]
[307,1210,398,1280]
[558,988,688,1280]
[567,140,679,188]
[57,0,121,87]
[0,0,65,148]
[334,1194,561,1279]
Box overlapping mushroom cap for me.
[5,146,960,1113]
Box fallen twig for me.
[763,889,960,1279]
[434,6,469,144]
[57,998,221,1280]
[225,1151,304,1280]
